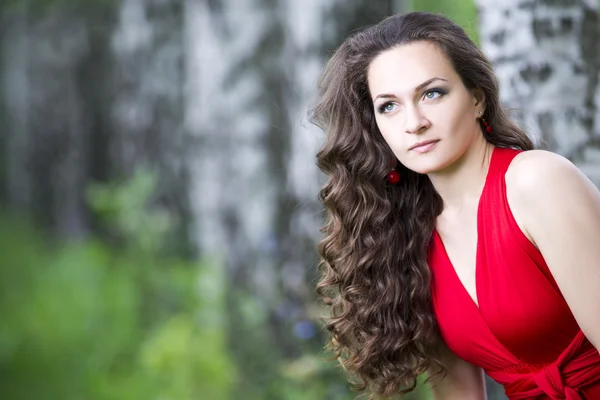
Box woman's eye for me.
[423,89,446,101]
[378,102,397,114]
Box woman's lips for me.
[410,140,439,153]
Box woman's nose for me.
[404,105,430,134]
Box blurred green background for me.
[1,0,598,399]
[0,2,472,399]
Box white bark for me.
[476,0,600,184]
[185,0,342,300]
[184,0,402,358]
[185,0,285,301]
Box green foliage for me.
[412,0,479,44]
[0,169,235,400]
[87,169,173,252]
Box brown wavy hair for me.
[309,11,534,398]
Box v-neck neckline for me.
[433,146,497,313]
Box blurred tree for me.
[476,0,600,182]
[0,0,193,254]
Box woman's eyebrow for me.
[373,77,448,101]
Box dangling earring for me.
[386,158,400,184]
[479,111,492,133]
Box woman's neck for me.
[427,138,495,213]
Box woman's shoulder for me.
[504,148,595,245]
[504,150,589,247]
[505,149,581,195]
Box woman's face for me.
[367,41,484,175]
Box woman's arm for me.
[506,149,600,352]
[428,342,487,400]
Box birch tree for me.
[476,0,600,182]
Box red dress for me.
[429,147,600,399]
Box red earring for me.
[386,158,400,184]
[480,112,492,133]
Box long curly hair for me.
[310,11,534,398]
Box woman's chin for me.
[405,161,446,175]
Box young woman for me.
[311,11,600,400]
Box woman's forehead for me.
[367,42,457,96]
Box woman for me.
[310,11,600,400]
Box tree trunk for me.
[1,6,92,237]
[184,0,401,397]
[476,0,599,182]
[110,0,191,254]
[0,0,191,247]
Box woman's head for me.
[311,12,532,399]
[369,41,486,174]
[312,11,531,179]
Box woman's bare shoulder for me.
[506,149,577,191]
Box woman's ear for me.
[472,87,486,110]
